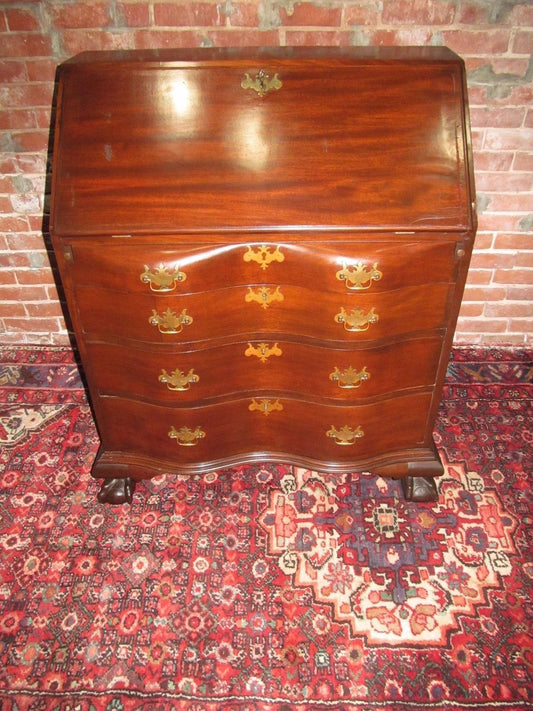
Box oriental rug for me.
[0,346,531,711]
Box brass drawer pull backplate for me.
[141,264,186,292]
[243,245,284,270]
[249,399,283,416]
[336,262,382,290]
[330,365,370,389]
[149,308,193,335]
[169,425,205,446]
[245,286,284,309]
[245,342,282,362]
[335,306,379,332]
[241,70,282,97]
[159,368,199,391]
[327,424,365,445]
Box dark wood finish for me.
[49,47,476,504]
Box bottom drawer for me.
[95,392,433,470]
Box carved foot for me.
[401,475,438,503]
[97,477,135,505]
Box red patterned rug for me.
[0,346,531,710]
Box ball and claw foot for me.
[402,475,438,502]
[97,477,135,505]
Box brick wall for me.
[1,0,532,345]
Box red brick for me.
[203,29,280,47]
[25,301,65,319]
[0,109,36,130]
[0,60,27,82]
[14,153,47,174]
[454,317,508,333]
[485,301,531,318]
[382,0,456,24]
[443,30,510,55]
[469,106,525,128]
[509,318,533,334]
[473,152,514,172]
[513,153,533,171]
[50,3,110,29]
[457,302,484,317]
[117,2,150,27]
[464,269,493,285]
[344,2,382,25]
[490,57,532,77]
[477,214,528,232]
[26,59,57,82]
[7,130,49,153]
[484,128,533,151]
[494,234,533,250]
[154,3,222,27]
[59,29,136,55]
[475,172,533,192]
[0,284,47,300]
[1,83,54,108]
[278,3,342,26]
[15,268,56,286]
[493,269,533,285]
[0,301,26,318]
[284,30,353,46]
[0,215,29,232]
[507,285,533,301]
[487,194,533,212]
[226,3,259,27]
[463,286,507,302]
[133,29,204,49]
[0,32,52,58]
[5,7,40,31]
[470,252,517,270]
[516,252,533,268]
[0,270,17,285]
[512,30,533,54]
[6,232,45,250]
[3,317,62,334]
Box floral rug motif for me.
[259,459,517,646]
[0,345,531,711]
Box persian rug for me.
[0,345,531,711]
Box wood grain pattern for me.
[49,47,476,502]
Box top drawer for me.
[64,239,458,295]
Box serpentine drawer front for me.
[49,47,476,505]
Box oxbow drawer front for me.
[96,392,434,470]
[49,47,476,504]
[85,336,443,404]
[66,240,458,294]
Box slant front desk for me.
[49,47,477,505]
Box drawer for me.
[66,240,458,294]
[75,282,452,344]
[96,392,433,467]
[85,336,443,404]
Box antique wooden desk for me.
[49,47,476,504]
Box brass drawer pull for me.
[241,70,282,97]
[336,262,382,290]
[243,245,284,270]
[140,264,186,292]
[330,365,370,389]
[327,424,365,445]
[168,425,205,446]
[159,368,199,391]
[149,307,193,334]
[335,306,379,332]
[245,286,284,309]
[249,398,283,416]
[245,342,282,362]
